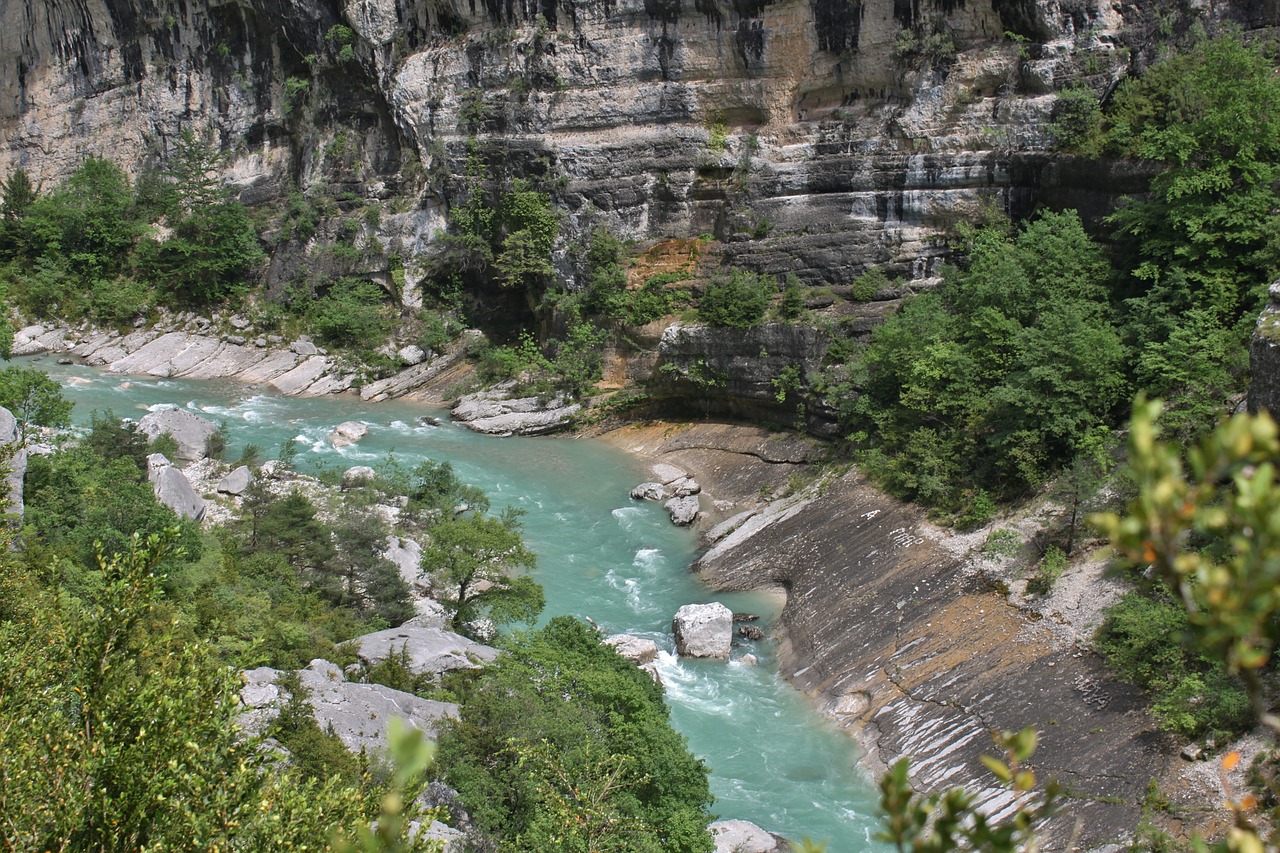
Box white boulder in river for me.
[137,405,218,462]
[673,602,733,660]
[329,421,369,446]
[146,453,206,521]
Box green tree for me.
[419,510,542,633]
[436,617,714,852]
[697,269,773,328]
[0,365,73,441]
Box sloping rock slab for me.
[347,626,498,677]
[239,660,459,754]
[0,407,27,519]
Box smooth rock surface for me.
[346,626,499,677]
[217,465,253,496]
[673,602,733,660]
[146,454,206,521]
[137,406,218,462]
[329,421,369,446]
[343,465,377,488]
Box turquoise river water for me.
[35,357,885,852]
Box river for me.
[35,357,886,852]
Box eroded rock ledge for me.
[601,420,1173,847]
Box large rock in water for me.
[0,407,26,520]
[238,659,459,754]
[146,454,206,521]
[346,626,498,677]
[673,603,733,660]
[137,406,218,462]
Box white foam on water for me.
[632,548,662,570]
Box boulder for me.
[330,421,369,447]
[290,339,319,356]
[137,406,218,462]
[673,602,733,660]
[398,344,427,365]
[347,626,498,677]
[604,634,660,666]
[452,387,580,436]
[651,463,688,485]
[342,465,377,488]
[672,478,701,497]
[664,495,701,526]
[738,625,765,641]
[217,465,253,495]
[709,819,785,853]
[630,482,668,501]
[147,454,206,521]
[238,659,459,754]
[0,407,27,520]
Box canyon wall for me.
[4,0,1244,292]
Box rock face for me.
[346,626,499,678]
[146,454,207,521]
[673,602,733,659]
[239,659,459,754]
[137,406,218,462]
[0,407,27,520]
[2,0,1232,308]
[452,387,580,436]
[694,462,1165,846]
[1250,280,1280,415]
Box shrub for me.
[308,278,393,349]
[698,270,773,328]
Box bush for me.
[850,267,890,302]
[308,278,394,349]
[1096,590,1253,737]
[698,269,773,328]
[1050,87,1103,154]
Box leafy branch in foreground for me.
[878,727,1059,853]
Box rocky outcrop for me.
[708,820,786,853]
[137,406,218,463]
[0,407,27,520]
[146,453,207,521]
[1250,280,1280,416]
[673,602,733,659]
[345,626,498,678]
[238,659,459,754]
[452,386,581,436]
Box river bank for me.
[17,320,1235,845]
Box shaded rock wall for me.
[1250,280,1280,416]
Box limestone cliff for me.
[6,0,1264,294]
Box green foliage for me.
[778,273,807,319]
[851,267,891,302]
[1105,33,1280,389]
[283,76,310,114]
[1093,400,1280,732]
[698,269,774,328]
[436,617,714,852]
[271,671,366,785]
[1026,545,1067,595]
[1050,87,1104,154]
[878,727,1057,852]
[419,510,543,633]
[0,365,72,441]
[846,211,1126,512]
[981,528,1021,559]
[309,278,394,350]
[1096,590,1252,737]
[136,201,263,305]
